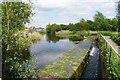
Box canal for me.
[28,34,82,70]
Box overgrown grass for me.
[14,30,41,47]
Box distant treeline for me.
[46,11,118,34]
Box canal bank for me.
[37,38,93,79]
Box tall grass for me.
[56,30,70,35]
[14,31,41,47]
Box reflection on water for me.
[29,34,83,70]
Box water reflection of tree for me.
[69,36,83,42]
[46,33,83,43]
[46,33,61,43]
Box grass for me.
[56,30,71,38]
[14,30,41,47]
[56,30,70,35]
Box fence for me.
[99,33,120,78]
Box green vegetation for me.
[46,12,118,34]
[15,31,41,46]
[117,1,120,32]
[110,33,120,46]
[99,35,120,79]
[2,2,39,79]
[99,31,120,46]
[37,30,46,35]
[56,30,70,35]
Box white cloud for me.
[107,16,115,19]
[24,0,118,28]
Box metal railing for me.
[99,33,120,78]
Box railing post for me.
[106,42,107,48]
[109,47,112,64]
[110,47,112,58]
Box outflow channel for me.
[80,41,102,79]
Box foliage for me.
[46,24,62,34]
[110,33,120,46]
[37,30,46,35]
[99,36,119,79]
[94,11,106,30]
[56,30,70,35]
[99,31,112,36]
[46,11,118,33]
[117,1,120,32]
[2,2,38,79]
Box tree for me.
[86,20,94,30]
[46,24,51,33]
[117,1,120,32]
[80,18,85,23]
[94,11,107,30]
[2,1,36,79]
[46,24,62,34]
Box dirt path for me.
[103,36,120,54]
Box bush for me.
[110,33,120,46]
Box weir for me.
[37,38,93,79]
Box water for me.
[28,34,80,70]
[81,41,102,79]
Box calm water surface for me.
[28,34,79,70]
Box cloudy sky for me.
[24,0,118,28]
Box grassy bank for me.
[56,30,99,39]
[14,30,41,48]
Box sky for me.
[23,0,119,28]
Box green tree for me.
[94,11,107,30]
[111,18,118,31]
[80,18,85,23]
[2,1,36,79]
[46,24,51,33]
[86,20,94,30]
[46,24,62,34]
[117,1,120,32]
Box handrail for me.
[99,32,120,78]
[99,33,120,57]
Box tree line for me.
[46,11,118,34]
